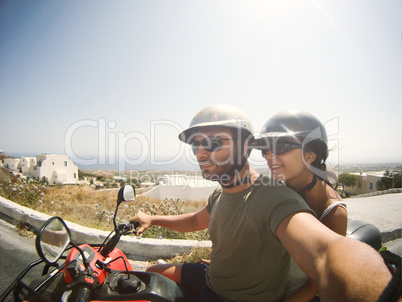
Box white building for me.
[18,156,37,174]
[142,174,219,202]
[2,154,79,185]
[3,158,20,171]
[30,154,78,185]
[343,172,384,195]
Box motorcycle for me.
[0,185,185,302]
[1,184,399,301]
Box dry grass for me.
[170,247,212,263]
[16,221,35,238]
[37,185,118,229]
[148,247,212,265]
[24,185,207,236]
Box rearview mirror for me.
[117,185,136,205]
[36,217,71,264]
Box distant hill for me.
[339,163,402,173]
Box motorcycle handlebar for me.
[101,221,141,257]
[132,221,140,229]
[117,221,140,234]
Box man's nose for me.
[196,145,210,160]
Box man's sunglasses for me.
[261,140,302,156]
[191,136,233,155]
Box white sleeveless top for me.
[285,202,347,297]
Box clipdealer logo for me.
[64,118,196,169]
[64,116,340,181]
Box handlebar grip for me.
[72,286,92,302]
[132,221,140,229]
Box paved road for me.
[345,193,401,256]
[0,219,43,301]
[345,193,401,235]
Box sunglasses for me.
[191,136,233,155]
[261,140,302,156]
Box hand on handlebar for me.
[129,211,152,236]
[117,222,137,234]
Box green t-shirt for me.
[206,174,313,302]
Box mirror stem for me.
[113,203,120,232]
[72,243,90,270]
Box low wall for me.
[142,185,218,202]
[0,196,211,260]
[350,188,402,198]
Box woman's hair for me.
[304,140,338,189]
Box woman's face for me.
[262,140,316,183]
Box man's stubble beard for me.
[200,149,238,182]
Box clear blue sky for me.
[0,0,401,171]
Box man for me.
[131,104,393,302]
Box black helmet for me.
[254,110,328,158]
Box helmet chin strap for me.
[219,145,252,189]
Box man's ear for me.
[242,139,249,157]
[304,151,317,165]
[242,136,255,159]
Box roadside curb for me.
[350,188,402,198]
[0,196,211,260]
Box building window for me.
[74,173,77,179]
[65,161,68,166]
[370,183,373,190]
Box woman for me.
[253,110,348,302]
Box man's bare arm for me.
[130,206,210,236]
[276,212,392,302]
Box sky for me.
[0,0,401,172]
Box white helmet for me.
[179,104,254,188]
[179,104,254,143]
